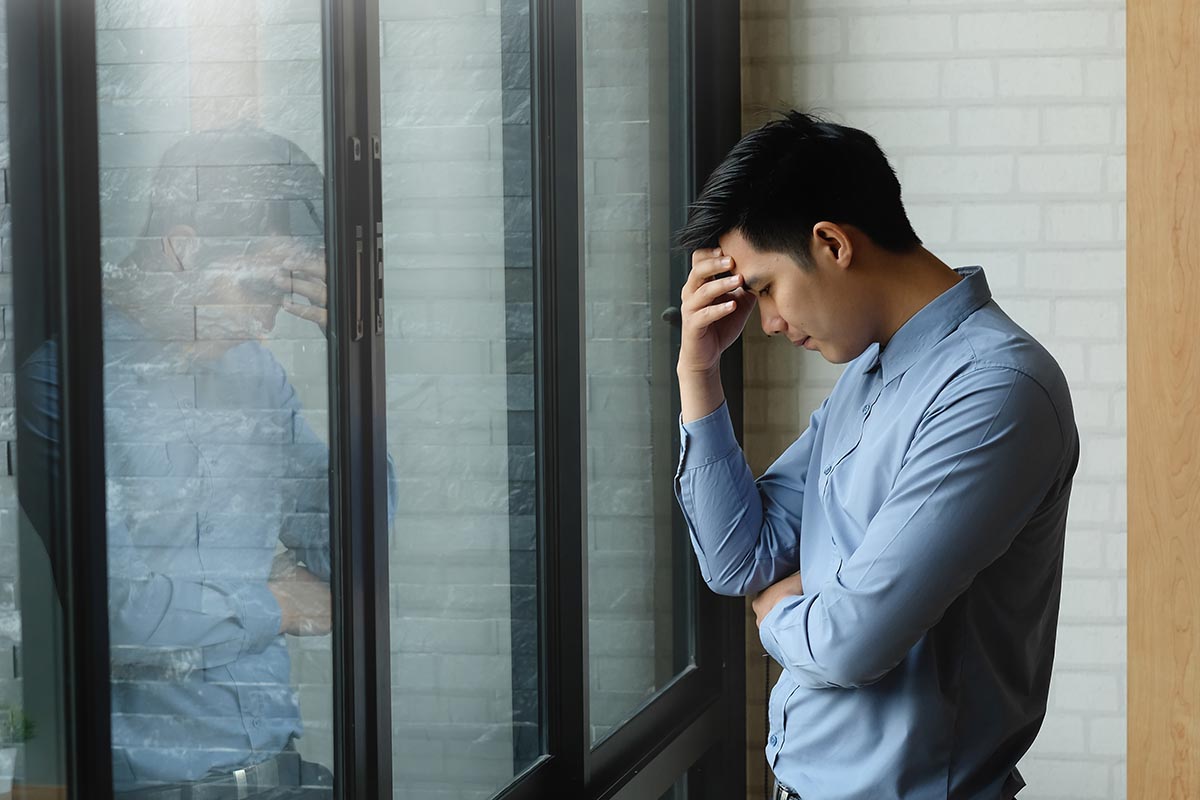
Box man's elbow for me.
[810,648,895,689]
[702,573,749,597]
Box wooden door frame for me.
[1127,1,1200,795]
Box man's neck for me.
[873,249,963,349]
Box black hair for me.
[674,108,922,269]
[141,126,325,239]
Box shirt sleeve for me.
[759,367,1068,689]
[108,520,283,669]
[271,354,399,582]
[674,397,827,596]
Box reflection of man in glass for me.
[21,128,393,797]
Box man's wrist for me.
[678,365,725,424]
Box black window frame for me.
[6,0,746,796]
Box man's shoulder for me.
[957,303,1070,394]
[936,302,1076,437]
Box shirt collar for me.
[860,266,992,383]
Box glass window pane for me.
[95,1,335,794]
[6,2,71,794]
[584,0,693,744]
[659,775,687,800]
[379,1,542,796]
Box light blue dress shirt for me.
[675,267,1079,799]
[21,313,397,791]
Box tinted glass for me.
[378,1,543,795]
[583,0,693,744]
[95,1,336,792]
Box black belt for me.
[117,750,302,800]
[772,780,802,800]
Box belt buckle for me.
[233,754,282,798]
[233,767,249,799]
[773,781,799,800]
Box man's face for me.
[162,224,326,340]
[717,227,875,364]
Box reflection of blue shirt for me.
[675,268,1079,800]
[22,324,396,790]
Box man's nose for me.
[760,310,786,337]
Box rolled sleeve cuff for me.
[678,400,740,474]
[759,593,829,689]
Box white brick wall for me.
[741,1,1126,797]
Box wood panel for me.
[1127,1,1200,796]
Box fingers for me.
[684,272,744,314]
[284,255,328,279]
[685,247,734,294]
[282,300,328,330]
[682,295,740,332]
[683,247,743,312]
[275,271,328,308]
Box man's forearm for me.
[679,366,726,424]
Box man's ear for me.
[812,221,853,269]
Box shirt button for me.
[769,734,779,747]
[823,465,832,476]
[862,404,871,416]
[252,718,263,728]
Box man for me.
[672,110,1079,799]
[18,128,395,798]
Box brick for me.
[97,63,188,100]
[955,203,1041,243]
[1055,624,1126,667]
[1025,251,1126,293]
[1054,671,1120,712]
[941,59,995,99]
[1054,298,1122,340]
[1060,577,1118,619]
[379,0,486,19]
[1085,57,1126,99]
[849,15,953,56]
[1089,716,1126,757]
[958,11,1108,52]
[96,0,188,29]
[998,57,1084,98]
[1032,713,1088,755]
[788,16,842,58]
[1066,484,1115,527]
[259,24,323,61]
[1019,154,1105,194]
[1106,155,1126,194]
[96,29,188,64]
[842,108,953,149]
[901,155,1014,196]
[956,107,1038,148]
[1046,202,1119,243]
[1044,106,1114,146]
[1088,343,1126,386]
[187,25,258,62]
[833,61,940,101]
[1071,388,1115,430]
